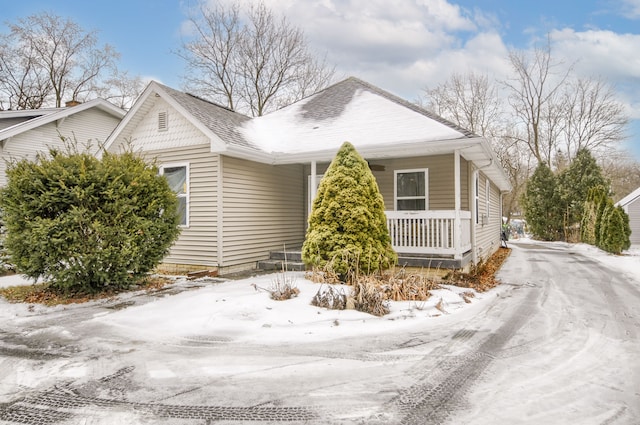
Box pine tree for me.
[302,142,396,280]
[557,148,608,235]
[521,163,563,241]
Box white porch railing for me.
[386,210,472,257]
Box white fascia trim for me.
[0,98,125,142]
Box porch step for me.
[267,250,303,262]
[257,259,307,272]
[257,250,307,272]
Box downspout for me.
[309,160,317,226]
[454,150,462,260]
[216,154,224,270]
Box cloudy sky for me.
[2,0,640,158]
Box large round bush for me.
[0,149,181,294]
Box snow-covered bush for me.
[301,142,396,280]
[0,147,181,294]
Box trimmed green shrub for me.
[0,148,181,294]
[302,142,396,280]
[598,201,630,254]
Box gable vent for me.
[158,111,168,131]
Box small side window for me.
[161,164,189,226]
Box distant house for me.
[0,99,126,186]
[617,187,640,247]
[105,77,511,275]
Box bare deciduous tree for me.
[421,71,529,221]
[0,12,140,110]
[561,77,628,160]
[95,71,145,110]
[601,152,640,201]
[0,36,52,109]
[179,1,334,116]
[503,37,571,165]
[422,71,502,138]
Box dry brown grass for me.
[0,275,173,306]
[443,247,511,292]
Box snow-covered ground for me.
[0,270,490,346]
[0,240,637,346]
[1,240,638,424]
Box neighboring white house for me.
[106,77,512,275]
[617,187,640,247]
[0,99,126,186]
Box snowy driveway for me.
[0,240,639,424]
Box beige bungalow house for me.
[617,187,640,247]
[105,77,511,275]
[0,99,126,186]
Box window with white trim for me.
[161,164,189,226]
[395,169,428,211]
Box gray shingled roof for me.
[157,77,476,153]
[156,83,257,150]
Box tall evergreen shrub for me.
[0,148,181,294]
[598,201,630,254]
[580,185,607,245]
[302,142,396,280]
[521,163,563,241]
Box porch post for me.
[454,150,462,259]
[311,160,317,202]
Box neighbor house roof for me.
[0,99,126,142]
[617,187,640,207]
[106,77,511,191]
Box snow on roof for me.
[240,77,468,155]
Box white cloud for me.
[551,28,640,119]
[620,0,640,18]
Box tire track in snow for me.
[393,284,540,425]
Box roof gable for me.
[105,81,252,153]
[0,100,125,142]
[617,187,640,207]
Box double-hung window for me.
[161,164,189,227]
[395,169,428,211]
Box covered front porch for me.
[306,148,477,269]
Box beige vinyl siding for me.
[474,171,502,262]
[626,198,640,246]
[305,154,469,213]
[147,144,219,268]
[222,155,305,270]
[0,109,120,186]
